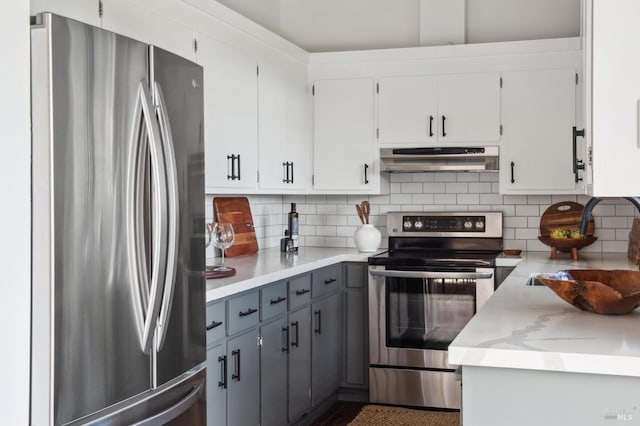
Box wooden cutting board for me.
[213,197,258,257]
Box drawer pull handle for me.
[270,296,287,305]
[295,289,310,296]
[238,308,258,317]
[206,320,223,331]
[324,278,337,285]
[314,310,322,334]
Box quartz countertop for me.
[449,251,640,377]
[205,247,370,301]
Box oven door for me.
[369,266,494,370]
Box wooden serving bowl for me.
[537,269,640,315]
[537,236,598,261]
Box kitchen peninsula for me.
[450,252,640,426]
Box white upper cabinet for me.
[31,0,102,27]
[258,56,310,192]
[585,0,640,196]
[377,72,501,146]
[500,68,581,194]
[199,34,259,192]
[312,78,379,193]
[101,0,196,62]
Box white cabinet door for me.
[588,0,640,196]
[31,0,101,27]
[438,73,501,144]
[313,78,377,192]
[500,69,580,193]
[102,0,196,61]
[377,76,437,144]
[376,73,500,146]
[258,57,310,192]
[199,34,259,192]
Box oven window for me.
[386,277,475,350]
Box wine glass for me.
[212,222,235,272]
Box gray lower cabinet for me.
[260,316,288,426]
[226,329,260,426]
[206,342,227,426]
[342,262,368,388]
[288,305,312,422]
[311,291,342,406]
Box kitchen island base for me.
[462,365,640,425]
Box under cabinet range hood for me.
[380,146,499,172]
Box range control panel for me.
[402,215,486,232]
[387,211,503,238]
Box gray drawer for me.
[288,274,312,310]
[261,281,288,321]
[206,301,226,346]
[227,291,260,336]
[312,264,342,298]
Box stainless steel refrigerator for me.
[30,13,206,425]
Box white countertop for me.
[449,251,640,378]
[206,247,370,301]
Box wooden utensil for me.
[213,197,258,257]
[361,201,370,224]
[355,204,365,224]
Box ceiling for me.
[215,0,581,52]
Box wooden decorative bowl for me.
[536,269,640,315]
[538,202,597,261]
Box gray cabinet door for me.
[227,329,260,426]
[288,306,311,422]
[260,317,288,426]
[206,342,227,426]
[343,263,368,388]
[311,292,343,406]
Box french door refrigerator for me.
[31,13,206,425]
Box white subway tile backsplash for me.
[208,172,638,253]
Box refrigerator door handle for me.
[130,381,203,426]
[153,82,180,351]
[126,81,169,354]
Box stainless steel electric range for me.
[368,211,503,410]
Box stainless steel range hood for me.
[380,146,499,172]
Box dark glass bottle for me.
[288,203,299,252]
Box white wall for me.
[0,1,31,424]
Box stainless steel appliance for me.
[368,211,503,409]
[380,146,499,172]
[31,13,206,425]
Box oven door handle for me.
[369,270,493,280]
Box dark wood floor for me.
[312,401,366,426]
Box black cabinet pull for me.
[314,310,322,334]
[291,321,299,348]
[429,115,434,137]
[238,307,258,317]
[295,288,310,296]
[227,154,241,180]
[364,163,369,184]
[442,115,447,137]
[218,355,227,389]
[510,161,515,184]
[206,320,223,331]
[290,162,294,184]
[572,126,585,183]
[231,349,241,381]
[282,327,289,353]
[324,278,337,285]
[270,296,286,305]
